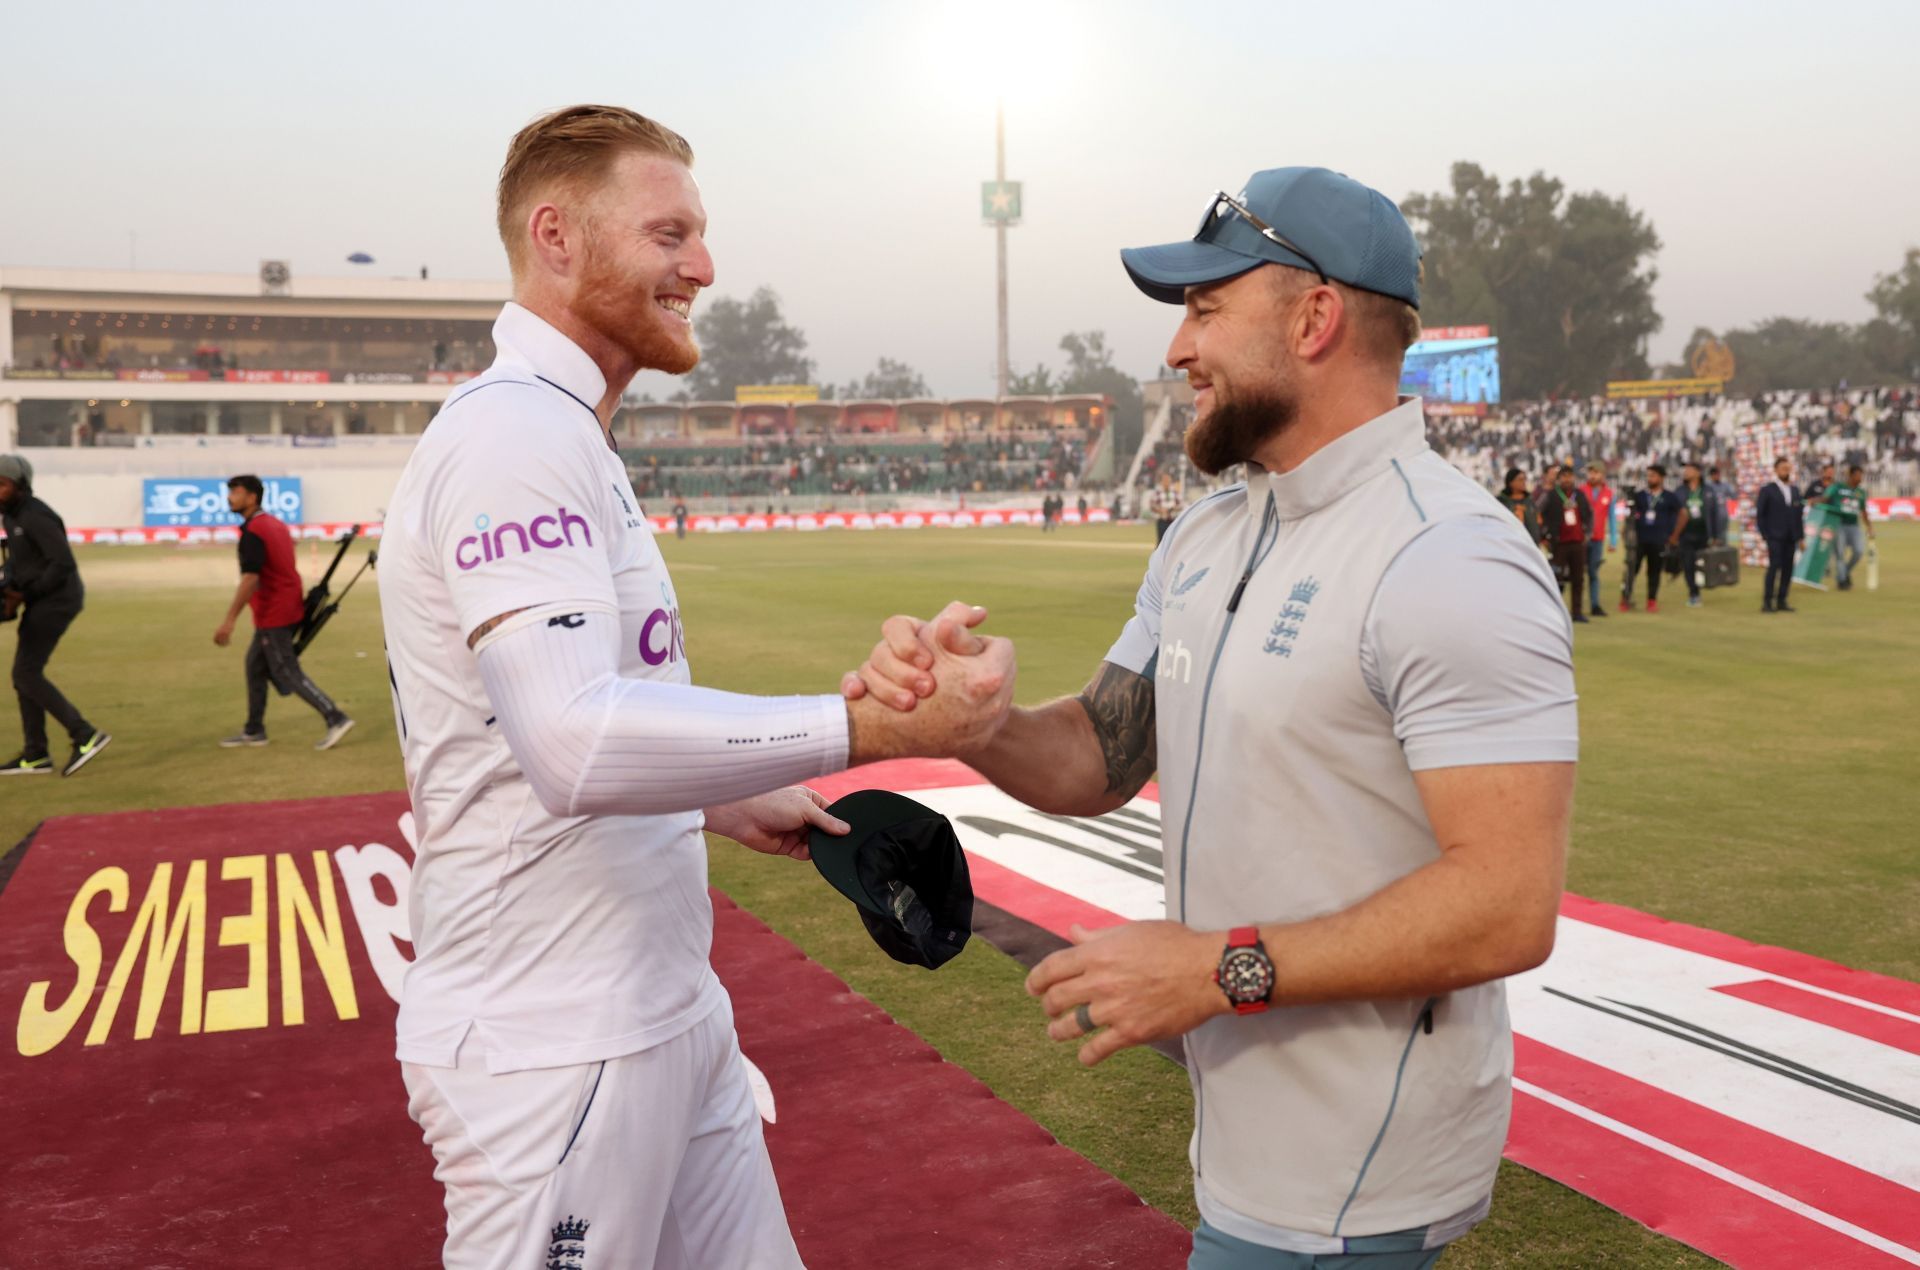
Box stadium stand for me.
[1139,389,1920,499]
[625,430,1093,499]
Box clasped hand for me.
[841,601,1016,763]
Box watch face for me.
[1221,948,1273,1004]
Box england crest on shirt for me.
[546,1215,589,1269]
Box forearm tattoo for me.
[1075,661,1157,796]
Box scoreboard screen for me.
[1400,334,1501,406]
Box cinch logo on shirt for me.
[640,582,686,666]
[1158,637,1194,685]
[454,507,593,571]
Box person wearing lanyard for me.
[1821,464,1875,590]
[1622,465,1682,613]
[1545,465,1595,624]
[1579,460,1614,617]
[1674,461,1712,607]
[846,166,1576,1268]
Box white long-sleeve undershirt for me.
[474,605,849,817]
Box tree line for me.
[1402,162,1916,397]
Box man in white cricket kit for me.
[849,168,1577,1268]
[381,106,1012,1269]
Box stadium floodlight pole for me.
[995,97,1010,401]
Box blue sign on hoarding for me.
[1399,336,1501,405]
[142,478,304,527]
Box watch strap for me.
[1216,927,1273,1015]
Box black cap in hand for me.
[809,789,972,970]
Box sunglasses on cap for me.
[1195,190,1329,285]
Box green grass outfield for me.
[6,522,1917,1267]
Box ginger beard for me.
[574,224,700,376]
[1185,355,1300,477]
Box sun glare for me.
[918,0,1087,114]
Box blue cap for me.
[1121,166,1421,309]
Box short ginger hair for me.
[496,105,694,275]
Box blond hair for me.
[496,105,694,275]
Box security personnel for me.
[849,167,1576,1268]
[1673,461,1714,607]
[0,454,111,777]
[1544,465,1595,623]
[1621,466,1682,613]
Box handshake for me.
[840,601,1016,768]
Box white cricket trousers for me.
[402,997,804,1269]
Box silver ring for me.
[1074,1003,1096,1035]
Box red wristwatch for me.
[1214,926,1275,1015]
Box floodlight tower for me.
[983,98,1022,398]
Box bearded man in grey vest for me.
[845,167,1577,1269]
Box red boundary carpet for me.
[0,794,1189,1268]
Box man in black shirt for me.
[0,455,111,776]
[1674,461,1714,607]
[1621,465,1684,613]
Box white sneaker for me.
[316,717,355,751]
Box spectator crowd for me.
[1137,388,1919,502]
[626,429,1090,501]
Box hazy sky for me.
[4,0,1914,399]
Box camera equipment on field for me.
[294,525,376,656]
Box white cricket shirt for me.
[381,303,733,1073]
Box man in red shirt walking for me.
[212,475,354,750]
[1580,459,1615,617]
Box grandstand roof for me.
[0,265,508,309]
